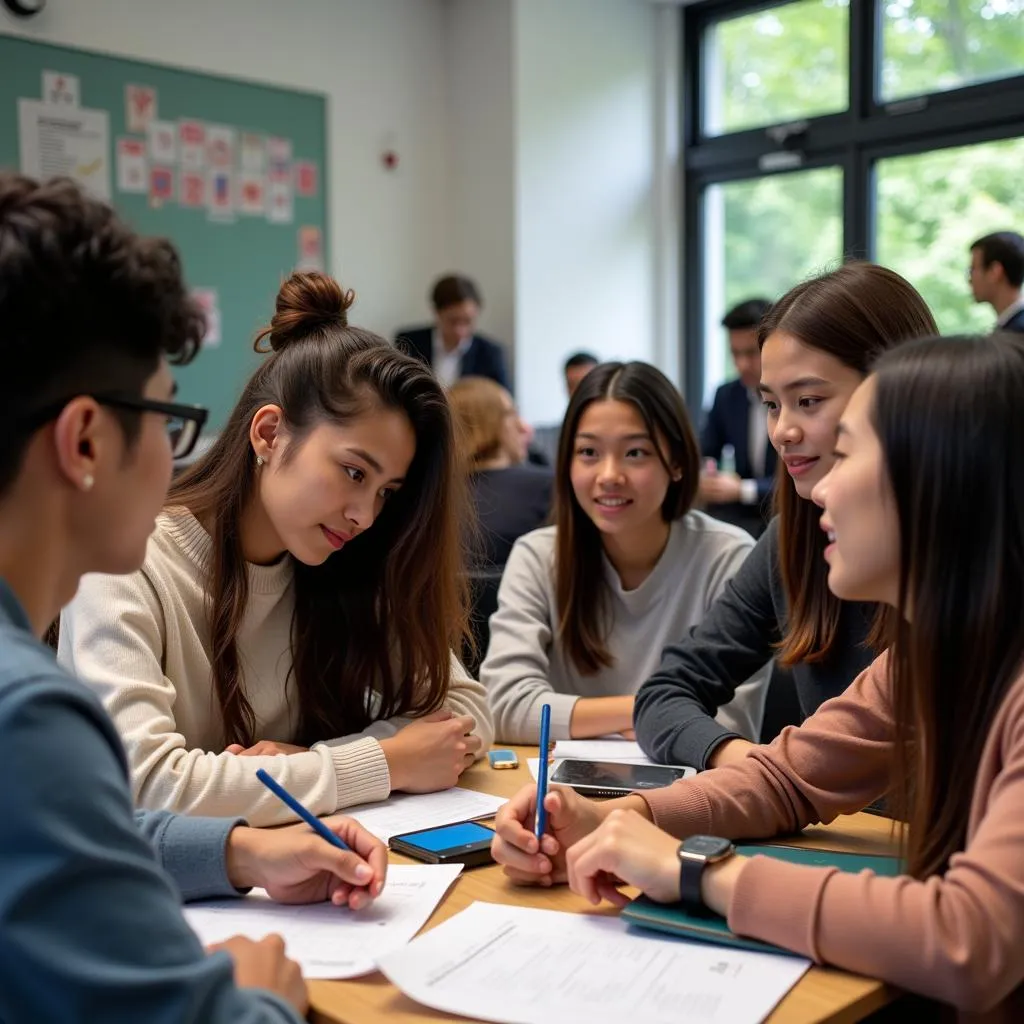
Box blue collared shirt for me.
[0,577,301,1023]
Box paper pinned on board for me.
[184,863,462,979]
[378,901,811,1024]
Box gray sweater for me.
[633,516,878,769]
[481,512,770,746]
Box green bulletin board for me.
[0,34,329,431]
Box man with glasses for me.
[968,231,1024,333]
[0,173,388,1023]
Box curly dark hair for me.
[0,172,203,494]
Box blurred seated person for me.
[396,274,510,389]
[451,377,552,568]
[530,351,599,466]
[699,298,776,538]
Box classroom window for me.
[875,136,1024,334]
[879,0,1024,103]
[681,0,1024,415]
[703,0,850,138]
[702,167,843,400]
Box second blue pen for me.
[534,703,552,840]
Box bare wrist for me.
[707,738,754,770]
[225,826,262,890]
[378,737,406,790]
[700,854,747,917]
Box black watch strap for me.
[678,846,706,911]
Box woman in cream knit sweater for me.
[59,272,493,826]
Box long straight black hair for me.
[553,362,700,674]
[871,332,1024,878]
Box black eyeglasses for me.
[18,393,209,460]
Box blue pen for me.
[256,768,351,851]
[534,703,552,841]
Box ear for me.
[51,397,104,492]
[250,404,284,463]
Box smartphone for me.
[388,821,496,867]
[549,758,696,797]
[487,749,520,770]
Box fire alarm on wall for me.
[2,0,46,16]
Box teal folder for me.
[620,844,901,956]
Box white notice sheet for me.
[378,901,810,1024]
[345,787,506,842]
[184,863,462,979]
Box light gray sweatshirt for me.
[481,512,770,748]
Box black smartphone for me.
[549,758,696,797]
[388,821,496,867]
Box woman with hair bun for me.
[59,271,494,825]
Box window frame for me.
[681,0,1024,411]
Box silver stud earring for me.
[82,474,94,491]
[255,455,265,467]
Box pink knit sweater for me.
[642,651,1024,1022]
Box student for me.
[59,271,494,826]
[0,172,391,1022]
[481,361,769,745]
[493,333,1024,1018]
[450,375,552,568]
[633,263,937,770]
[697,297,776,538]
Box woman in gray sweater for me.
[481,361,769,746]
[633,262,937,770]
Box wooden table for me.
[310,747,900,1024]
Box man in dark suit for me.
[969,231,1024,333]
[395,274,510,389]
[698,298,776,538]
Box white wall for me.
[445,0,517,365]
[0,0,451,338]
[513,0,660,423]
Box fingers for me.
[494,787,541,854]
[503,864,554,887]
[224,744,245,754]
[321,818,388,896]
[595,876,630,908]
[452,714,476,736]
[464,733,484,755]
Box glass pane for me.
[702,167,844,401]
[881,0,1024,102]
[875,136,1024,334]
[704,0,849,138]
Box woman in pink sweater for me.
[492,332,1024,1020]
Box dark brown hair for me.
[761,262,937,667]
[169,271,469,747]
[554,362,700,674]
[871,333,1024,878]
[0,173,202,495]
[971,231,1024,289]
[431,274,481,312]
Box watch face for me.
[682,835,733,858]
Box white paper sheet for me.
[346,788,506,842]
[378,901,810,1024]
[19,99,110,201]
[184,863,461,979]
[552,739,653,763]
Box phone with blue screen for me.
[388,821,496,867]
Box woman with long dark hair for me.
[59,271,493,825]
[495,332,1024,1017]
[634,262,936,770]
[481,360,768,743]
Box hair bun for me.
[262,271,355,352]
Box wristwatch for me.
[677,835,735,912]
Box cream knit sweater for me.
[58,510,494,826]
